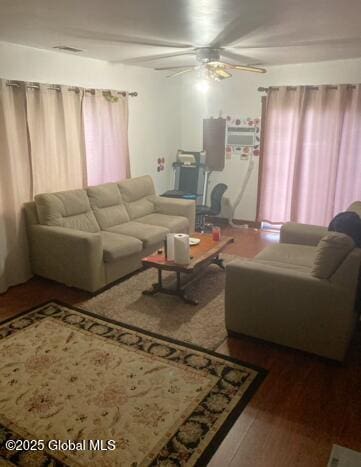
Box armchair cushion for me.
[254,243,316,273]
[312,232,355,279]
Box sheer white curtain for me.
[26,84,86,195]
[0,81,130,293]
[1,82,87,293]
[0,81,32,293]
[83,90,130,185]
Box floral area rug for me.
[0,302,266,466]
[81,255,240,350]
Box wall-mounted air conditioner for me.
[226,126,256,150]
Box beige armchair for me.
[225,230,361,361]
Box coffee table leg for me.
[142,270,198,305]
[179,291,199,306]
[212,255,225,270]
[176,272,199,306]
[142,269,162,296]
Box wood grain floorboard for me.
[0,227,360,466]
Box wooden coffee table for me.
[141,233,234,305]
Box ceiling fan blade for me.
[166,68,195,78]
[220,49,259,64]
[155,65,197,71]
[230,37,361,50]
[65,28,192,49]
[121,49,195,65]
[209,2,272,48]
[219,50,266,73]
[225,63,267,73]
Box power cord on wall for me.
[223,155,255,229]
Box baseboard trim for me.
[206,216,261,229]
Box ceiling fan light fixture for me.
[195,79,210,93]
[195,47,221,63]
[213,67,231,79]
[154,47,267,79]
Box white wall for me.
[179,57,361,220]
[110,64,181,193]
[0,41,181,194]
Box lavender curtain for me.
[258,84,361,226]
[83,90,130,186]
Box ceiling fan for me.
[154,47,266,79]
[65,14,269,83]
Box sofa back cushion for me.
[118,175,155,219]
[312,232,355,279]
[87,183,129,229]
[35,189,100,233]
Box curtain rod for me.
[258,85,357,92]
[5,80,138,97]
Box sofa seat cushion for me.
[100,231,142,263]
[106,222,169,248]
[136,213,189,233]
[35,189,100,233]
[87,183,129,229]
[254,243,316,272]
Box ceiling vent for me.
[52,46,83,53]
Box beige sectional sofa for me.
[225,205,361,361]
[24,175,195,292]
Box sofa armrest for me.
[280,222,327,246]
[29,225,105,292]
[151,196,196,233]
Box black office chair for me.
[196,183,228,231]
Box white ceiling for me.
[0,0,361,69]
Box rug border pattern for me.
[0,300,267,466]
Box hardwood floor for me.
[1,227,360,467]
